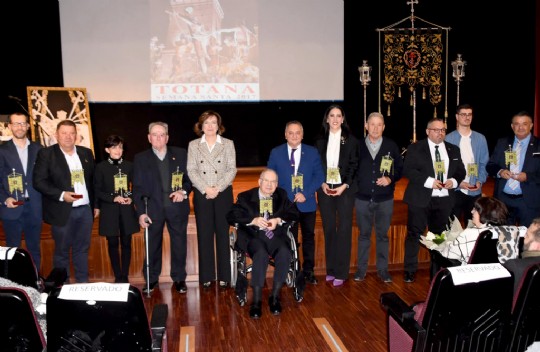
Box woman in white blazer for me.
[187,110,237,288]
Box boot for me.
[249,286,262,319]
[269,281,283,315]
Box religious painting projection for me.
[26,87,94,153]
[150,0,259,102]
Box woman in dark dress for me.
[94,135,140,283]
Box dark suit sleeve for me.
[33,147,63,200]
[486,138,507,177]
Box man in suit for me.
[226,168,299,318]
[133,121,192,295]
[0,112,42,271]
[486,111,540,227]
[504,217,540,294]
[33,120,95,283]
[268,121,324,284]
[402,117,466,283]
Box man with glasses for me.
[226,168,299,318]
[0,112,43,271]
[445,104,489,224]
[402,118,465,283]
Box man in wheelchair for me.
[226,168,299,319]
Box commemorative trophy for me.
[113,168,130,199]
[171,167,186,199]
[380,153,394,180]
[8,168,25,205]
[326,167,340,195]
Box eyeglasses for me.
[428,128,446,133]
[260,178,278,185]
[10,122,28,127]
[458,113,473,117]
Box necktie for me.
[508,141,521,190]
[435,145,443,182]
[290,148,297,174]
[263,211,274,239]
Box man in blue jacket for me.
[268,121,324,284]
[445,104,489,224]
[0,112,42,271]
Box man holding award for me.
[445,104,489,224]
[133,121,192,295]
[354,112,403,283]
[226,168,299,318]
[0,112,43,271]
[33,120,95,283]
[268,121,324,285]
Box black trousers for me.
[193,186,233,283]
[143,205,189,283]
[404,197,453,273]
[290,211,316,273]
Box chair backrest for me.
[0,247,41,290]
[0,287,46,351]
[46,285,155,351]
[468,229,499,264]
[507,263,540,352]
[419,268,513,351]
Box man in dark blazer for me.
[268,121,324,284]
[402,118,465,283]
[503,217,540,294]
[133,121,192,295]
[0,112,42,271]
[226,168,299,318]
[486,111,540,227]
[33,120,95,283]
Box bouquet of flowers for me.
[420,216,464,250]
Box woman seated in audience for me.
[425,196,526,271]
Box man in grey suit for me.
[0,112,42,271]
[402,118,466,283]
[33,120,95,283]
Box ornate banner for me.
[382,31,443,114]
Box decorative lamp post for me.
[358,60,372,137]
[451,54,466,106]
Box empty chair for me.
[46,284,168,351]
[0,247,42,290]
[381,265,513,352]
[0,286,46,352]
[507,263,540,352]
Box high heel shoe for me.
[202,281,212,288]
[219,281,228,288]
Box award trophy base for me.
[72,194,83,199]
[327,189,337,195]
[12,200,24,206]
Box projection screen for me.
[59,0,344,103]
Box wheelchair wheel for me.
[229,231,238,288]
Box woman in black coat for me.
[94,135,140,283]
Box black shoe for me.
[202,281,212,288]
[142,281,158,294]
[403,272,415,283]
[174,281,187,293]
[268,296,282,315]
[249,301,262,319]
[304,271,318,285]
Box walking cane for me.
[142,196,151,297]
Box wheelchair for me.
[229,221,304,306]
